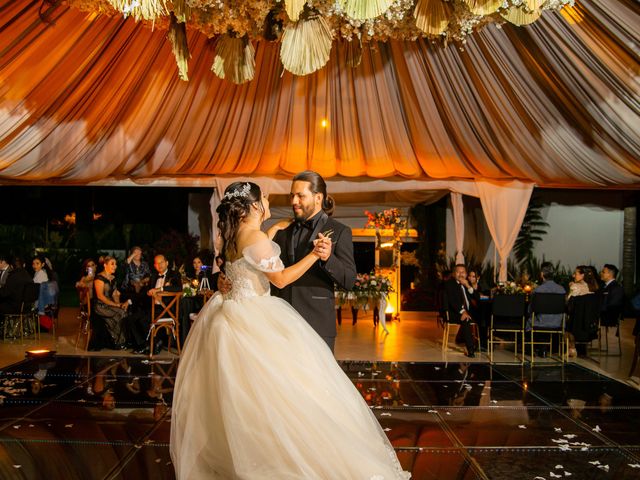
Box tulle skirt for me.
[170,293,410,479]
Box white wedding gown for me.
[170,239,410,479]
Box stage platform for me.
[0,355,639,479]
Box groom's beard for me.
[292,204,317,222]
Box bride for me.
[170,182,410,479]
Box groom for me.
[271,171,357,352]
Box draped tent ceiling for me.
[1,0,638,188]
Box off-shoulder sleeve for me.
[242,239,285,273]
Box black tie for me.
[296,219,314,230]
[158,274,165,279]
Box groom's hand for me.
[313,233,332,262]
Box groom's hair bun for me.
[292,171,334,216]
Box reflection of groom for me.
[271,171,357,352]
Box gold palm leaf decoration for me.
[414,0,451,36]
[462,0,502,15]
[524,0,545,11]
[284,0,307,21]
[170,0,190,23]
[345,37,363,68]
[108,0,167,21]
[280,14,333,76]
[212,35,256,84]
[340,0,393,20]
[168,13,189,81]
[500,6,542,26]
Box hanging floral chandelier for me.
[68,0,574,83]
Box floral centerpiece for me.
[495,281,537,295]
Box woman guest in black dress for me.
[91,256,129,350]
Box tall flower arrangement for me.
[364,208,408,246]
[336,271,394,308]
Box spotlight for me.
[26,349,56,359]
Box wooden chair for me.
[149,291,182,359]
[3,282,40,343]
[488,294,526,363]
[527,293,566,364]
[75,290,92,350]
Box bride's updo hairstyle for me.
[217,182,264,261]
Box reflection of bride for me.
[170,182,410,479]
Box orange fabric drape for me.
[0,0,639,186]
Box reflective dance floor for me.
[0,355,639,479]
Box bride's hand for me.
[313,234,332,261]
[266,219,293,239]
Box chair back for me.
[21,282,40,311]
[151,292,182,324]
[568,294,600,342]
[531,293,566,315]
[492,294,526,317]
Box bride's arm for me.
[265,219,293,240]
[263,251,319,289]
[243,230,320,290]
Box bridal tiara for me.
[223,182,251,200]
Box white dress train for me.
[170,239,410,479]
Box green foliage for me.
[514,199,549,273]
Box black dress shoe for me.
[465,351,476,358]
[153,340,164,355]
[133,345,150,355]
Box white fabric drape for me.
[1,0,639,187]
[451,192,465,265]
[476,180,534,282]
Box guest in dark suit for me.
[270,171,357,352]
[443,264,476,358]
[131,254,182,354]
[0,254,34,318]
[599,264,625,327]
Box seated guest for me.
[599,264,624,327]
[0,254,34,321]
[32,254,58,330]
[32,254,50,285]
[528,262,566,328]
[566,265,599,357]
[75,258,97,305]
[131,254,182,354]
[467,269,490,350]
[190,254,213,289]
[443,264,476,358]
[527,262,566,355]
[91,256,129,350]
[122,246,151,303]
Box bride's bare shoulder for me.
[236,229,269,253]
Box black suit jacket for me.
[272,214,356,338]
[0,268,34,315]
[600,280,624,326]
[443,278,472,324]
[148,269,182,293]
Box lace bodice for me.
[223,240,284,301]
